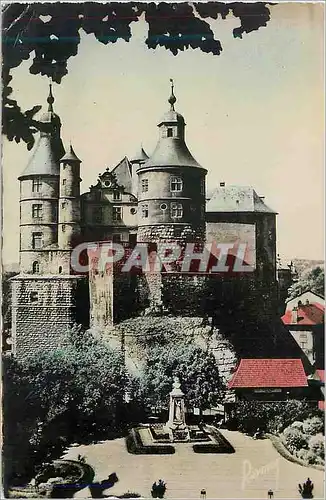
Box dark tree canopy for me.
[2,2,271,149]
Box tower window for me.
[167,128,173,138]
[113,206,122,221]
[141,179,149,193]
[141,204,149,218]
[62,179,66,185]
[62,224,66,232]
[160,203,167,211]
[32,204,42,219]
[32,261,40,274]
[170,176,183,192]
[62,202,66,209]
[32,232,43,249]
[113,191,121,201]
[32,178,42,193]
[58,266,63,274]
[93,207,103,223]
[171,203,183,219]
[200,179,205,196]
[30,291,39,302]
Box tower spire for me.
[47,82,55,112]
[168,78,176,111]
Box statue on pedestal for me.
[165,377,188,441]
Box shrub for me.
[291,421,304,431]
[303,417,324,436]
[308,434,325,461]
[297,449,318,465]
[283,427,308,453]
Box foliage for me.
[302,416,324,436]
[2,271,17,326]
[230,400,317,435]
[308,434,325,461]
[2,2,272,148]
[151,480,166,499]
[2,327,127,488]
[137,343,224,412]
[283,427,308,453]
[288,266,324,300]
[298,478,314,499]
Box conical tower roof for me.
[19,84,64,179]
[141,79,205,171]
[129,146,149,164]
[60,145,81,163]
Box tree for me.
[288,266,324,300]
[2,2,272,148]
[138,343,224,413]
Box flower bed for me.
[126,428,175,455]
[280,416,324,467]
[193,427,235,454]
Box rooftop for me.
[228,358,308,389]
[206,185,276,214]
[282,303,324,326]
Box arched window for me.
[32,261,39,274]
[58,266,63,274]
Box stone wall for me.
[11,275,88,359]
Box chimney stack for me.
[291,307,298,324]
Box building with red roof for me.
[228,358,309,401]
[281,298,324,368]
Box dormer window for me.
[170,176,183,192]
[167,127,173,138]
[113,191,121,201]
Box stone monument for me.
[165,377,190,441]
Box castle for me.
[11,81,292,361]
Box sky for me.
[2,2,324,265]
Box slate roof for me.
[111,157,132,192]
[282,303,324,326]
[19,134,60,178]
[228,358,308,388]
[143,137,204,170]
[129,147,149,164]
[60,145,81,163]
[206,185,276,214]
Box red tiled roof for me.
[317,370,325,382]
[281,303,324,326]
[228,359,308,389]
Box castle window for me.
[141,204,149,218]
[171,203,183,219]
[130,207,137,215]
[113,206,122,221]
[160,203,167,211]
[113,191,121,201]
[32,204,42,219]
[104,180,112,187]
[167,127,173,138]
[170,176,183,192]
[62,179,66,186]
[62,224,66,232]
[62,202,66,209]
[93,207,103,223]
[58,266,63,274]
[32,232,43,249]
[141,179,149,193]
[32,178,42,192]
[32,261,39,274]
[30,291,39,302]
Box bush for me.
[283,427,308,453]
[291,421,305,431]
[308,434,325,461]
[297,448,320,465]
[303,417,324,436]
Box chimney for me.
[291,307,298,324]
[305,299,310,305]
[220,182,225,187]
[259,196,265,201]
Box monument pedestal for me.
[165,377,190,442]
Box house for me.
[281,298,324,367]
[227,358,309,401]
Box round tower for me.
[58,145,81,250]
[137,80,207,243]
[18,84,64,274]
